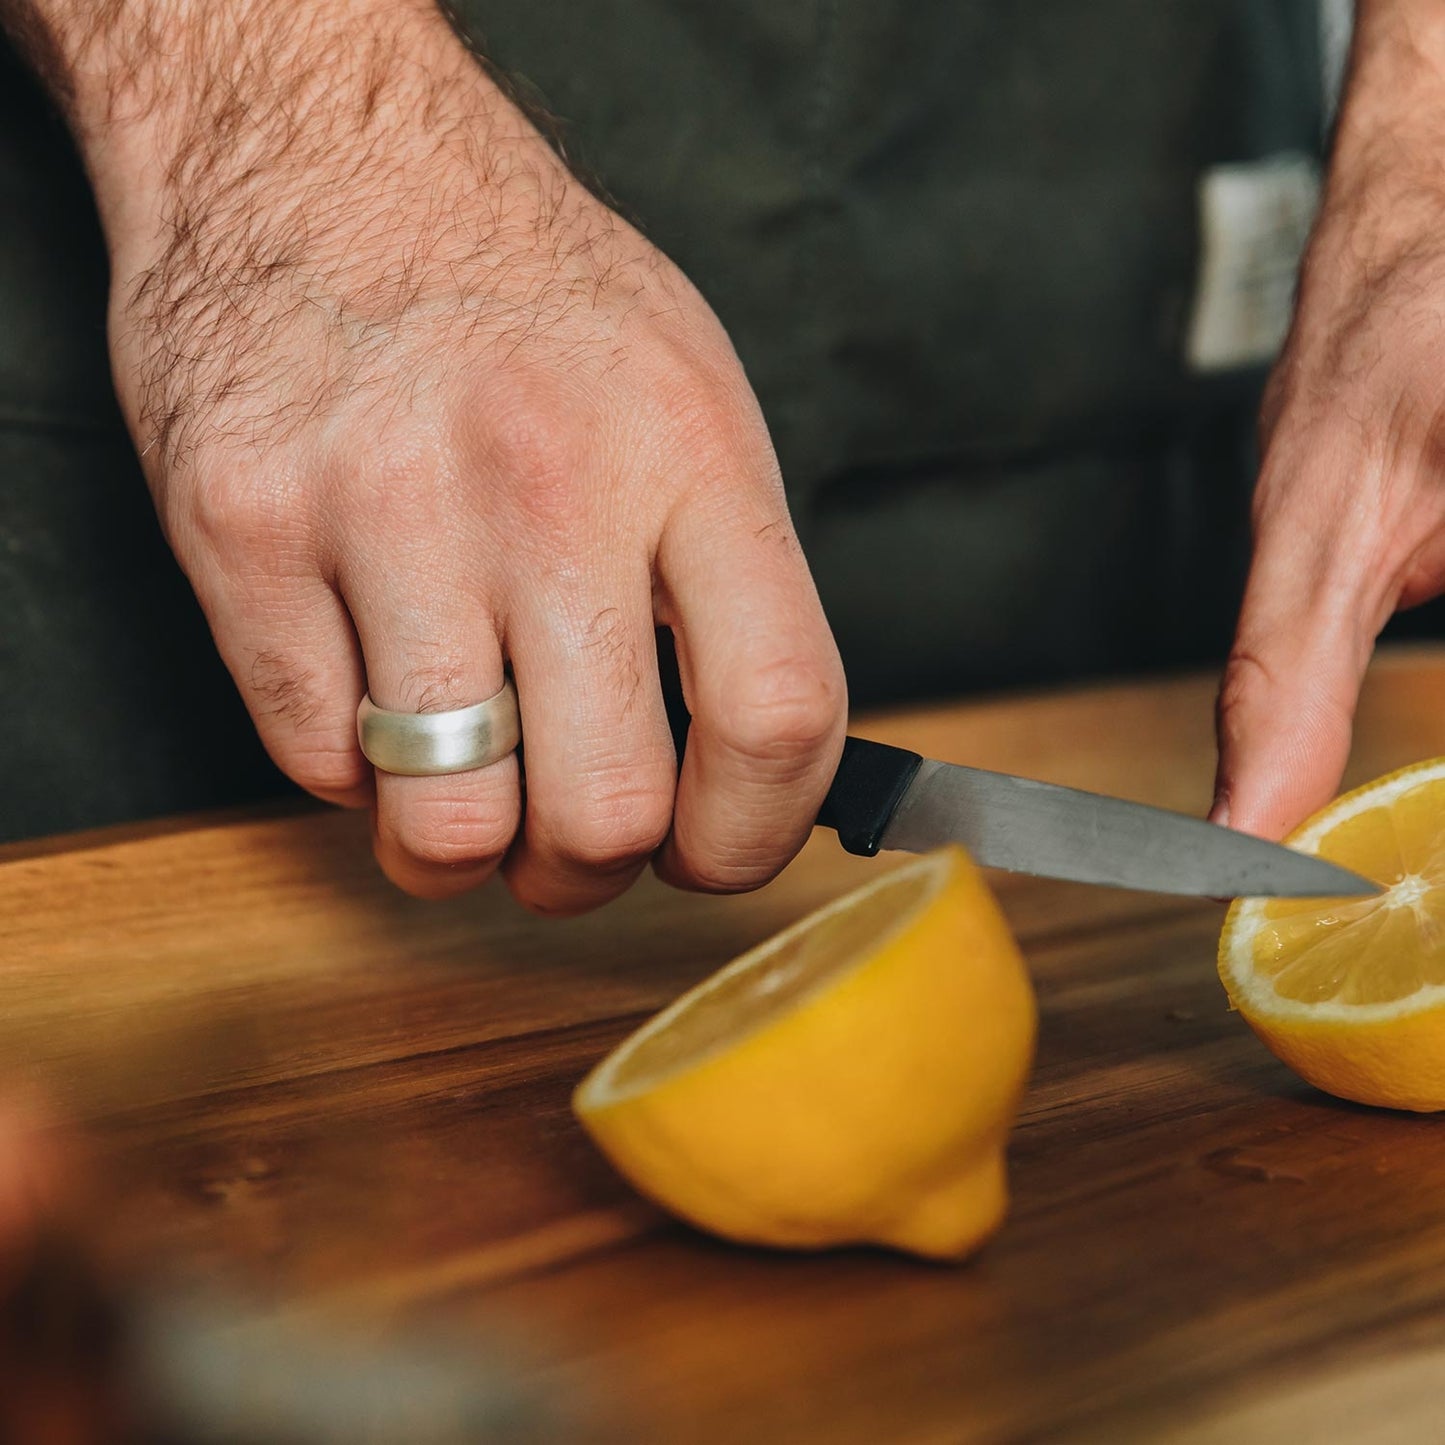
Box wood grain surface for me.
[8,646,1445,1442]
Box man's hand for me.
[1213,0,1445,839]
[3,0,846,911]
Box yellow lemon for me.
[1219,758,1445,1111]
[573,847,1036,1260]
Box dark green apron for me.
[0,3,1326,840]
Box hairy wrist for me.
[5,0,468,119]
[1327,1,1445,205]
[0,0,611,476]
[2,0,521,246]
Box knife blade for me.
[812,736,1377,898]
[651,642,1376,901]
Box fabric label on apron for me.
[1185,152,1320,373]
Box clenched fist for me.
[4,0,846,911]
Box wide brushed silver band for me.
[356,680,521,777]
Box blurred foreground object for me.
[130,1295,550,1444]
[0,1096,550,1445]
[0,1099,124,1443]
[3,1252,553,1444]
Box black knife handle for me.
[658,645,923,858]
[813,735,924,855]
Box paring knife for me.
[657,672,1375,897]
[809,735,1376,898]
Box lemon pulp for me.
[1219,758,1445,1110]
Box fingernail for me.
[1210,794,1230,828]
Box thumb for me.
[1211,527,1383,841]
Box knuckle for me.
[1215,649,1275,739]
[484,383,586,517]
[1221,647,1274,700]
[678,854,779,895]
[543,783,673,873]
[352,436,448,524]
[390,794,517,869]
[247,655,368,797]
[717,655,846,764]
[658,371,734,443]
[188,470,293,561]
[247,651,325,729]
[284,741,371,800]
[390,659,477,715]
[653,362,767,474]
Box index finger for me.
[654,494,846,893]
[1212,471,1387,838]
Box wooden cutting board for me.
[7,645,1445,1442]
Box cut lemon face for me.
[573,847,1037,1260]
[1219,758,1445,1111]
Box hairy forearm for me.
[0,0,588,479]
[1330,1,1445,191]
[0,0,511,239]
[0,0,463,121]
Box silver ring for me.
[357,680,521,777]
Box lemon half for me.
[573,847,1037,1260]
[1219,758,1445,1111]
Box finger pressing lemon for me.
[573,847,1037,1261]
[1219,758,1445,1111]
